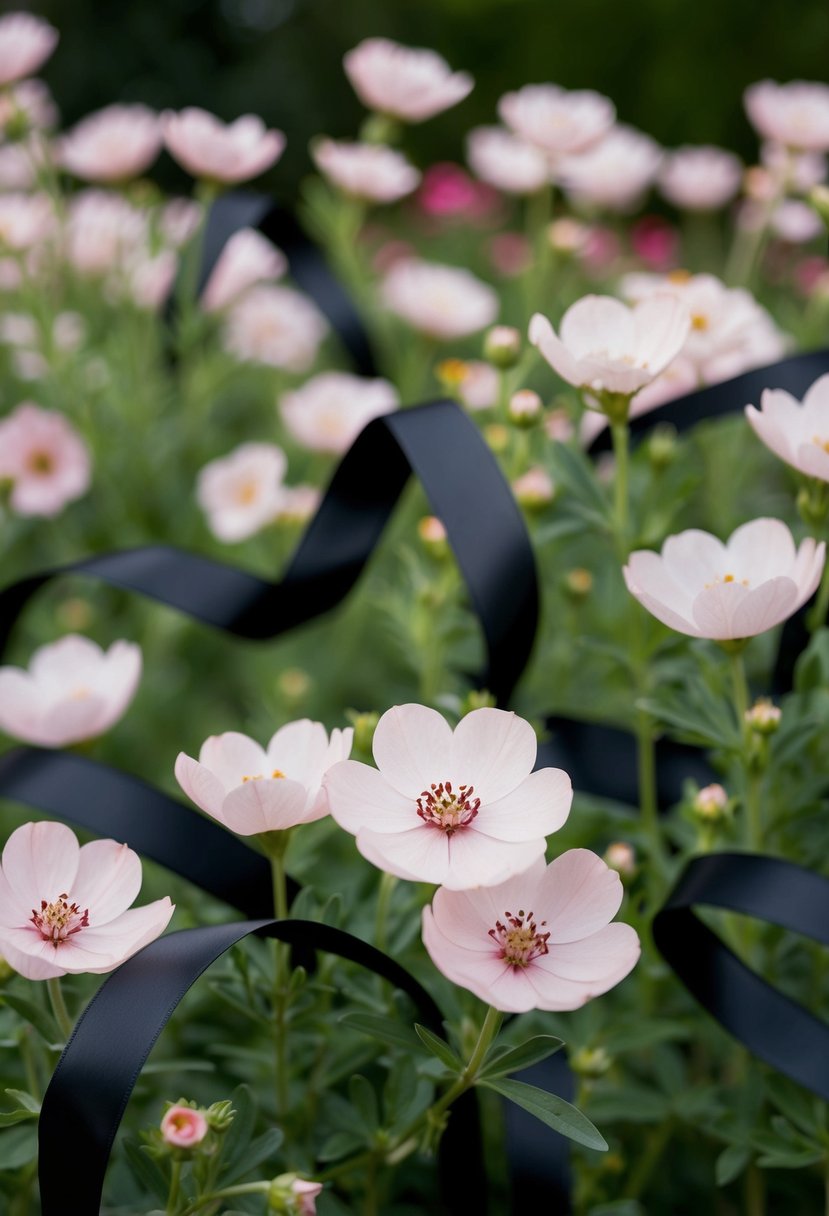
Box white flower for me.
[222,285,328,373]
[343,38,473,123]
[279,371,399,454]
[558,126,662,211]
[466,126,550,195]
[312,139,420,203]
[57,104,162,183]
[197,442,287,542]
[746,373,829,481]
[202,228,287,313]
[659,145,743,211]
[498,84,614,159]
[381,259,498,340]
[744,80,829,152]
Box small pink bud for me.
[161,1105,209,1149]
[745,699,781,735]
[603,841,636,876]
[693,784,729,821]
[508,389,542,426]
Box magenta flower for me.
[161,108,285,184]
[58,104,162,183]
[0,13,58,88]
[422,851,639,1012]
[0,821,173,980]
[324,705,572,890]
[160,1105,208,1149]
[746,374,829,481]
[624,518,825,640]
[175,721,354,837]
[343,38,472,124]
[279,371,399,455]
[0,403,91,518]
[312,139,420,203]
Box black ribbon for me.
[653,853,829,1099]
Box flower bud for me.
[544,407,574,443]
[205,1099,235,1132]
[160,1103,209,1150]
[512,466,555,510]
[563,567,593,600]
[278,668,312,703]
[483,324,521,369]
[508,389,542,427]
[692,783,729,822]
[745,698,781,735]
[268,1174,324,1215]
[417,514,449,558]
[460,689,496,716]
[647,423,678,471]
[547,217,589,253]
[603,841,636,877]
[346,709,380,755]
[484,422,510,453]
[571,1045,612,1079]
[808,184,829,230]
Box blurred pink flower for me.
[746,373,829,480]
[417,163,499,219]
[175,721,353,837]
[63,190,147,275]
[794,255,829,297]
[0,821,172,980]
[0,402,91,517]
[558,125,662,211]
[0,13,58,88]
[381,259,498,340]
[312,139,420,203]
[0,634,141,748]
[487,231,533,278]
[761,141,827,192]
[530,294,689,396]
[279,371,398,454]
[0,191,54,250]
[499,84,614,160]
[196,442,287,543]
[343,38,472,123]
[291,1180,324,1215]
[457,360,499,410]
[161,1106,208,1149]
[770,199,823,243]
[467,126,549,196]
[745,80,829,153]
[422,850,639,1012]
[161,108,285,184]
[58,104,162,183]
[278,483,321,525]
[513,466,555,509]
[222,284,327,372]
[659,145,743,210]
[202,227,286,313]
[624,518,825,640]
[119,248,178,311]
[581,355,698,445]
[324,704,572,889]
[630,215,679,269]
[577,225,621,273]
[160,198,204,248]
[0,79,58,134]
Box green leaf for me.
[222,1128,283,1185]
[414,1025,463,1073]
[715,1144,751,1187]
[348,1075,378,1131]
[317,1131,365,1162]
[339,1012,421,1052]
[481,1078,607,1151]
[123,1140,169,1204]
[216,1084,255,1178]
[0,1108,37,1128]
[1,992,60,1045]
[0,1124,38,1169]
[755,1147,824,1170]
[480,1035,564,1079]
[765,1075,822,1139]
[548,442,610,523]
[602,1020,689,1055]
[794,627,829,692]
[4,1090,39,1115]
[582,1086,670,1124]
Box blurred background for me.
[16,0,829,196]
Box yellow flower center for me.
[690,313,709,331]
[242,770,286,782]
[704,571,750,589]
[812,434,829,454]
[236,480,259,506]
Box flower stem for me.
[807,555,829,633]
[610,420,630,557]
[166,1159,182,1216]
[46,976,73,1041]
[261,831,291,1121]
[635,708,664,874]
[374,872,397,953]
[180,1181,270,1216]
[729,650,762,851]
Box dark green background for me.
[10,0,829,194]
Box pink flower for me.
[58,104,162,183]
[63,190,147,276]
[771,199,823,243]
[196,442,287,543]
[659,145,743,210]
[457,361,499,410]
[422,850,639,1012]
[630,216,680,270]
[745,80,829,153]
[324,705,572,890]
[0,79,58,134]
[161,1106,209,1149]
[488,232,533,278]
[343,38,473,123]
[222,284,327,372]
[498,85,614,159]
[0,635,142,747]
[291,1179,323,1215]
[119,248,178,312]
[277,483,320,525]
[581,355,699,445]
[270,1176,324,1215]
[529,294,689,396]
[558,125,662,211]
[312,139,420,203]
[202,227,286,313]
[0,13,58,88]
[160,198,204,248]
[623,518,825,640]
[513,466,555,509]
[161,108,285,184]
[0,403,91,517]
[279,371,398,454]
[381,259,498,340]
[746,373,829,481]
[578,225,621,273]
[0,192,54,250]
[175,721,353,837]
[466,126,549,196]
[0,821,173,980]
[761,141,826,192]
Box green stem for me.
[610,420,630,557]
[635,709,664,874]
[374,872,397,953]
[808,555,829,634]
[745,1161,766,1216]
[625,1115,674,1199]
[166,1158,182,1216]
[46,976,73,1041]
[180,1181,270,1216]
[729,650,762,851]
[261,832,291,1121]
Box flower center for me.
[242,769,286,782]
[27,449,54,475]
[416,781,480,835]
[690,312,709,331]
[812,434,829,454]
[489,909,550,968]
[704,571,749,589]
[31,894,89,947]
[236,479,260,506]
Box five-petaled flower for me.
[746,373,829,482]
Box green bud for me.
[744,698,781,736]
[571,1046,612,1079]
[483,325,521,369]
[205,1099,235,1132]
[508,389,542,428]
[562,567,593,601]
[346,709,380,754]
[647,423,678,470]
[460,689,496,716]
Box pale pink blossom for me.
[161,1106,208,1149]
[63,190,147,275]
[160,198,204,248]
[343,38,472,123]
[761,141,827,192]
[0,79,58,133]
[0,13,58,88]
[175,721,353,837]
[745,81,829,152]
[466,126,550,195]
[659,145,743,210]
[222,284,327,372]
[202,227,286,313]
[581,356,699,445]
[0,821,172,980]
[278,484,320,524]
[161,108,285,183]
[324,705,572,890]
[0,311,36,346]
[457,361,499,410]
[53,311,85,352]
[529,294,689,396]
[771,199,823,243]
[291,1179,323,1215]
[488,231,533,277]
[312,139,420,203]
[12,349,47,381]
[422,850,639,1012]
[196,442,287,543]
[746,373,829,481]
[0,403,90,517]
[279,371,398,454]
[624,518,825,640]
[381,259,498,340]
[498,84,614,160]
[58,104,162,183]
[0,192,53,250]
[0,141,39,191]
[513,466,555,509]
[0,634,141,748]
[558,126,662,211]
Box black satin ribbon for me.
[37,917,488,1214]
[653,853,829,1099]
[0,400,538,708]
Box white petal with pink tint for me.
[0,402,91,519]
[747,374,829,482]
[371,703,454,798]
[0,13,58,87]
[381,260,498,341]
[449,707,537,803]
[201,228,287,313]
[162,108,285,183]
[498,85,614,159]
[343,38,472,123]
[279,371,398,455]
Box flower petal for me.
[528,312,588,387]
[71,839,142,923]
[473,766,572,841]
[539,922,641,983]
[220,777,310,835]
[198,731,269,791]
[53,897,174,973]
[174,752,226,819]
[324,760,416,835]
[1,821,79,906]
[267,718,329,787]
[726,517,796,582]
[371,703,453,797]
[449,708,538,803]
[537,849,623,942]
